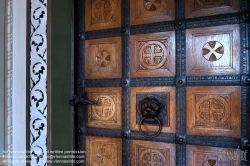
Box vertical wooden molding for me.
[6,0,13,165]
[30,0,47,165]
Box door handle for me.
[69,95,97,106]
[138,97,162,138]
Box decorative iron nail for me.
[178,80,183,84]
[245,78,250,83]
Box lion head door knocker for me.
[138,97,163,138]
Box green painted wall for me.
[50,0,73,165]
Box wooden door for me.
[74,0,250,165]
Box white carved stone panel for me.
[30,0,47,165]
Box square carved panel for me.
[131,140,176,166]
[185,0,240,18]
[186,24,240,76]
[85,0,121,31]
[130,32,175,78]
[86,136,122,166]
[186,86,241,138]
[86,87,122,129]
[130,87,176,133]
[187,145,240,166]
[85,37,122,79]
[130,0,175,25]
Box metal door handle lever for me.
[70,95,97,106]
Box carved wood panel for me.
[75,0,248,165]
[86,136,122,166]
[187,86,241,138]
[185,0,240,18]
[187,145,241,166]
[130,87,176,133]
[130,0,175,25]
[86,87,122,129]
[131,140,176,166]
[130,32,175,78]
[85,0,121,31]
[85,37,122,79]
[186,24,240,76]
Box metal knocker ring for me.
[138,116,162,138]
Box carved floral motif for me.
[30,0,47,165]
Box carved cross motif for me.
[208,159,216,166]
[95,97,113,117]
[199,98,225,123]
[142,44,163,66]
[142,151,164,166]
[96,50,111,67]
[139,41,167,70]
[144,0,162,11]
[94,0,113,22]
[96,144,112,166]
[202,41,224,61]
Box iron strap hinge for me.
[69,95,97,106]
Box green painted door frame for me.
[50,0,73,165]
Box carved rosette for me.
[30,0,47,165]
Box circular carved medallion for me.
[93,0,114,22]
[195,96,229,127]
[139,148,166,166]
[144,0,162,11]
[96,50,111,67]
[139,41,167,70]
[92,95,115,121]
[202,41,224,61]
